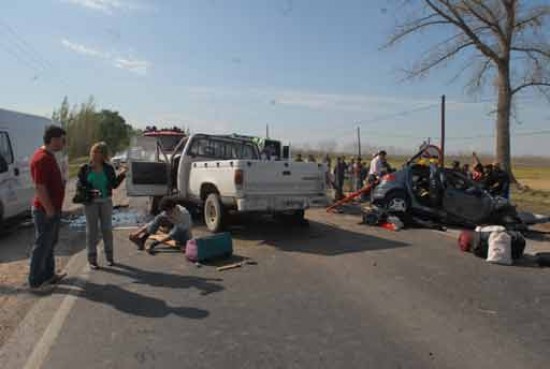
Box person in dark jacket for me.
[333,157,347,200]
[77,142,126,269]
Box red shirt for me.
[30,148,65,212]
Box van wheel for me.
[204,193,225,233]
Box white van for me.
[0,108,64,225]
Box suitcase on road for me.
[185,232,233,262]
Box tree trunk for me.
[495,64,513,179]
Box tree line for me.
[52,96,135,159]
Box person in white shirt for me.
[368,150,387,183]
[129,196,193,254]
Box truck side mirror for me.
[0,154,8,173]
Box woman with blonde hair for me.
[76,142,126,269]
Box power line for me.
[0,19,54,70]
[0,18,71,88]
[358,103,439,126]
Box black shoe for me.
[130,234,148,250]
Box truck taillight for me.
[234,169,244,186]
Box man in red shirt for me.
[28,125,67,290]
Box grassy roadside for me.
[68,157,88,178]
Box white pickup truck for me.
[126,133,329,231]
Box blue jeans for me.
[147,215,192,245]
[29,208,61,287]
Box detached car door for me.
[441,171,493,224]
[126,136,171,196]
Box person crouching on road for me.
[77,142,126,269]
[129,196,193,254]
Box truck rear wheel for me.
[275,209,309,227]
[149,196,162,215]
[204,193,225,233]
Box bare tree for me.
[386,0,550,177]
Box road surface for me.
[1,207,549,369]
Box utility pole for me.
[357,126,361,158]
[266,124,270,138]
[440,95,446,166]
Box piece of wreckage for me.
[328,145,548,231]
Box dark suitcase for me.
[185,232,233,262]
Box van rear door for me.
[126,136,171,197]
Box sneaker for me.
[129,234,147,250]
[46,272,67,285]
[106,260,115,267]
[89,262,100,270]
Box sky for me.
[1,0,549,156]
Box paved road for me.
[1,209,550,369]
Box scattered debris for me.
[63,208,151,230]
[217,259,257,272]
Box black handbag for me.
[72,183,90,204]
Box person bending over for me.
[129,197,193,254]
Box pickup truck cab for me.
[126,133,329,231]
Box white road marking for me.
[22,252,89,369]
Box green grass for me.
[68,156,88,178]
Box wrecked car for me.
[370,145,523,228]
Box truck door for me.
[0,131,18,218]
[126,136,171,197]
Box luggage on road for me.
[487,231,512,265]
[185,232,233,262]
[458,230,474,252]
[463,226,525,263]
[472,226,506,258]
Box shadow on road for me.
[0,222,86,264]
[228,218,409,256]
[55,278,209,319]
[101,263,224,295]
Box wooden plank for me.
[148,234,178,248]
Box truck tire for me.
[204,193,225,233]
[292,209,309,227]
[275,209,309,227]
[149,196,162,215]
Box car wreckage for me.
[369,145,535,230]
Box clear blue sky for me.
[1,0,549,156]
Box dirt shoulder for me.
[0,179,130,347]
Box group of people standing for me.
[28,126,129,289]
[451,152,511,198]
[28,125,192,291]
[331,150,392,200]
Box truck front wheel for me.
[204,193,225,232]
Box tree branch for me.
[425,0,501,62]
[510,46,550,58]
[410,40,475,77]
[514,5,550,30]
[512,82,550,95]
[461,0,506,42]
[386,16,451,47]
